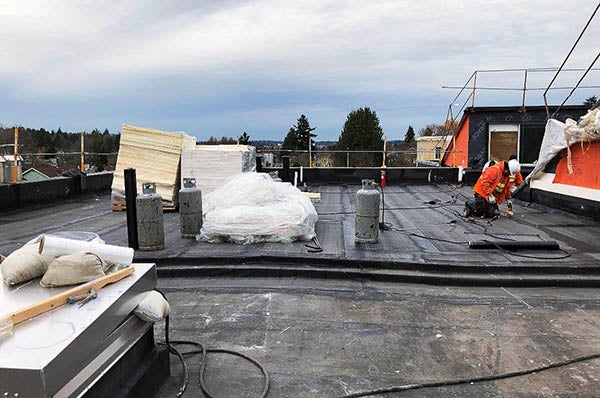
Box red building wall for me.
[443,116,469,167]
[553,140,600,189]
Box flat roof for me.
[2,184,600,396]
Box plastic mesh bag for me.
[199,173,317,244]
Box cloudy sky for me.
[1,0,599,141]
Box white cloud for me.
[1,0,599,138]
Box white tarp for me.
[198,173,318,244]
[526,108,600,183]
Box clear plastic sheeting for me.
[526,109,600,183]
[199,173,318,244]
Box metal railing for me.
[256,148,462,168]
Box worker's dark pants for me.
[472,193,499,218]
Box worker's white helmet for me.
[508,159,520,175]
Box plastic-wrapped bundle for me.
[199,173,317,244]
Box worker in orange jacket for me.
[465,159,520,218]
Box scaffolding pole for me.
[80,132,85,173]
[13,127,19,183]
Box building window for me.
[434,146,441,160]
[489,124,518,162]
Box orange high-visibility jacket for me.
[473,162,511,204]
[509,171,523,187]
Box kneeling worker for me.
[465,159,520,218]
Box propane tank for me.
[355,179,380,244]
[136,182,165,251]
[179,178,203,238]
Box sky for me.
[1,0,599,142]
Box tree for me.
[282,114,317,151]
[418,124,438,137]
[418,120,459,137]
[238,131,250,145]
[404,125,415,147]
[584,96,599,109]
[281,128,298,150]
[336,107,384,166]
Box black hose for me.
[169,340,271,398]
[155,289,271,398]
[339,351,600,397]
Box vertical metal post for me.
[256,156,263,172]
[13,127,18,183]
[520,69,528,113]
[124,168,139,250]
[453,136,456,166]
[471,71,477,109]
[309,137,313,168]
[80,132,85,173]
[282,156,290,182]
[381,136,387,167]
[346,149,349,167]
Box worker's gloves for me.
[488,195,496,204]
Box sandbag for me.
[40,251,109,288]
[1,245,54,286]
[134,290,171,323]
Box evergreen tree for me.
[404,125,416,147]
[238,131,250,145]
[584,96,599,109]
[282,114,317,151]
[282,127,298,150]
[336,107,384,166]
[295,114,317,151]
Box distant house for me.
[22,167,51,181]
[416,136,452,165]
[21,165,68,181]
[0,153,23,183]
[442,105,589,168]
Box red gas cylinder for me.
[380,170,387,188]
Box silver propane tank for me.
[136,182,165,251]
[355,179,380,244]
[179,178,203,238]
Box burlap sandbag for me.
[40,251,109,288]
[1,245,54,286]
[134,290,171,323]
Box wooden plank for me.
[112,204,177,212]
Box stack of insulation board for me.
[181,145,256,195]
[112,124,196,208]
